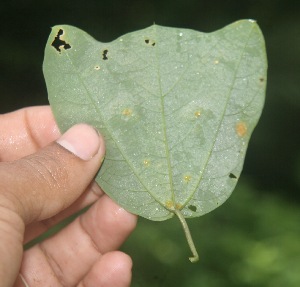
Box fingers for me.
[0,106,60,161]
[78,252,133,287]
[19,196,137,286]
[17,252,133,287]
[0,123,105,224]
[24,182,103,243]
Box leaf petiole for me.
[174,208,199,263]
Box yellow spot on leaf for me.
[122,108,132,116]
[175,203,182,210]
[94,65,100,70]
[236,122,247,137]
[143,159,150,166]
[184,175,192,182]
[214,60,219,64]
[194,111,201,118]
[165,200,174,209]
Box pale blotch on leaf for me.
[143,159,150,166]
[236,121,247,137]
[122,108,133,117]
[214,60,219,64]
[94,65,100,70]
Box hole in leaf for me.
[102,49,108,60]
[144,38,156,47]
[229,173,237,179]
[188,205,197,212]
[51,29,71,53]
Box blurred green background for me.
[1,0,300,286]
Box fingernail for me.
[57,124,101,160]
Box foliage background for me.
[1,0,300,286]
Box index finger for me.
[0,106,60,161]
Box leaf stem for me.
[173,208,199,263]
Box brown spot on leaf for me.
[236,122,247,137]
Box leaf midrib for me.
[153,25,176,207]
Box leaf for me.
[43,20,267,262]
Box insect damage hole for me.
[188,205,197,212]
[229,173,237,179]
[144,38,156,46]
[51,29,71,53]
[102,49,108,60]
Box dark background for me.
[1,1,300,286]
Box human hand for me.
[0,106,137,287]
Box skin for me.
[0,106,137,287]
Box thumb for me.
[0,124,105,224]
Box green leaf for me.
[43,20,267,262]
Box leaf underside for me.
[44,20,267,223]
